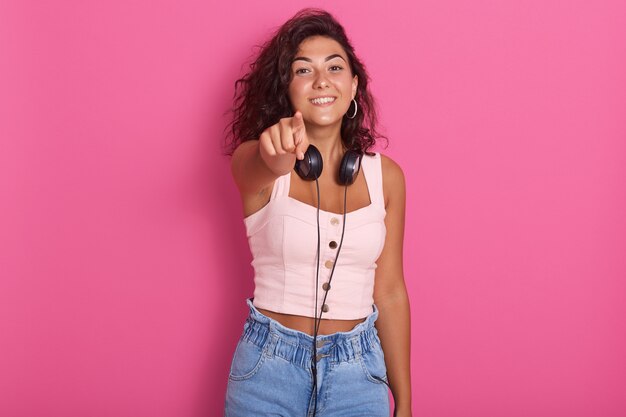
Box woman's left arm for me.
[374,154,412,417]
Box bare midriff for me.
[256,308,366,336]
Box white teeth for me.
[311,97,336,104]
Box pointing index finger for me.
[291,111,305,136]
[292,111,308,160]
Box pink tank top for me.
[243,152,387,320]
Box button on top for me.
[324,260,334,269]
[330,217,339,225]
[329,240,338,249]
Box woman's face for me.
[288,35,358,128]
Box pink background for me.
[1,1,625,416]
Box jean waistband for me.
[242,298,381,369]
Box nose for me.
[313,73,329,89]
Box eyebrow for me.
[292,54,347,64]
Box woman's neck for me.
[306,123,346,162]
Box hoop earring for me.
[346,98,358,119]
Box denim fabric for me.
[224,298,390,417]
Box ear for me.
[352,74,358,99]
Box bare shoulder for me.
[378,152,406,208]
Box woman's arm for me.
[374,154,412,416]
[231,140,284,195]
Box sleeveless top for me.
[243,152,387,320]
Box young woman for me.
[223,8,412,417]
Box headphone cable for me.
[310,176,321,415]
[311,182,348,416]
[314,184,347,336]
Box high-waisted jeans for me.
[224,298,390,417]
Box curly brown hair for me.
[222,7,387,157]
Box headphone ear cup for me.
[339,150,363,186]
[294,144,323,180]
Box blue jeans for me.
[224,298,390,416]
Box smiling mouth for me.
[309,96,337,106]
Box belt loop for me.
[350,335,362,359]
[263,332,278,358]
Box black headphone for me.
[293,143,363,417]
[294,144,363,185]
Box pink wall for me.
[1,1,625,416]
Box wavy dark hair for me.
[222,8,387,157]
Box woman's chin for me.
[303,114,343,128]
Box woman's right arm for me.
[230,111,309,196]
[230,139,284,195]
